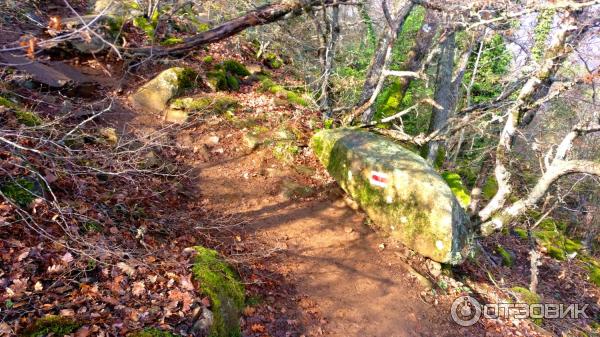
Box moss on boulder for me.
[129,67,198,114]
[310,128,473,264]
[192,246,244,337]
[21,315,80,337]
[441,172,470,209]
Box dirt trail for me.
[196,140,480,337]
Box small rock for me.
[212,148,224,154]
[344,227,354,234]
[99,127,118,144]
[164,109,189,124]
[192,307,214,336]
[426,259,442,278]
[208,135,220,144]
[378,243,386,251]
[242,133,261,150]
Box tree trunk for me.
[426,30,456,164]
[358,1,415,123]
[320,4,340,119]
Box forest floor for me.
[1,34,599,336]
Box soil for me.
[170,87,485,336]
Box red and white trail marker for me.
[369,171,389,188]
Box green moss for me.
[170,95,238,114]
[225,75,240,91]
[532,9,555,62]
[496,245,514,267]
[202,55,214,63]
[15,110,42,126]
[511,287,542,324]
[0,95,17,108]
[258,77,308,106]
[441,172,471,208]
[220,60,250,77]
[587,265,600,287]
[160,37,184,46]
[21,315,80,337]
[482,176,498,200]
[129,327,180,337]
[272,141,300,164]
[192,246,244,337]
[1,178,38,207]
[174,67,198,92]
[513,227,528,240]
[263,53,283,69]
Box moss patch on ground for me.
[21,315,80,337]
[258,77,309,107]
[510,287,542,325]
[129,327,180,337]
[192,246,244,337]
[1,177,39,208]
[170,95,238,115]
[495,244,514,267]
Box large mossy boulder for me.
[310,128,473,264]
[129,67,197,114]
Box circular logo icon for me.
[451,295,481,326]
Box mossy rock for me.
[1,177,41,208]
[310,128,473,264]
[21,315,80,337]
[441,172,471,209]
[192,246,244,337]
[129,327,180,337]
[129,67,198,114]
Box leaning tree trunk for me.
[395,9,439,102]
[127,0,348,56]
